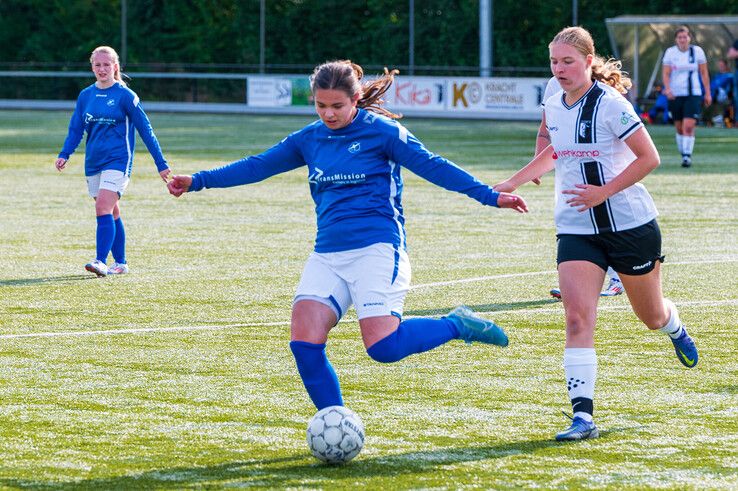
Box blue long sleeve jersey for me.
[189,108,500,253]
[58,82,168,177]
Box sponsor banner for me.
[247,76,312,106]
[247,75,549,119]
[383,76,547,118]
[447,77,544,113]
[384,77,446,111]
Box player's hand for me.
[493,180,517,193]
[55,158,67,172]
[703,93,712,107]
[159,168,171,182]
[167,175,192,197]
[562,183,608,211]
[496,192,528,213]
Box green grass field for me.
[1,109,737,489]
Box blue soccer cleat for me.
[671,329,698,368]
[446,305,508,347]
[555,415,599,441]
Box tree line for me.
[0,0,731,101]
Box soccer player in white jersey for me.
[167,60,528,413]
[56,46,170,276]
[538,77,623,299]
[662,26,711,167]
[495,27,698,441]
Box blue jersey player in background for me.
[56,46,170,277]
[168,60,527,412]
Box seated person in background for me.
[646,83,671,125]
[703,59,734,127]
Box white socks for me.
[677,133,695,156]
[682,135,695,156]
[564,348,597,421]
[659,298,685,339]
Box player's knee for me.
[565,311,594,339]
[366,333,402,363]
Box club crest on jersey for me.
[107,99,116,106]
[579,121,591,139]
[348,141,361,154]
[620,111,635,125]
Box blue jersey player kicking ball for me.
[56,46,170,277]
[167,60,528,412]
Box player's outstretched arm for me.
[167,175,192,197]
[496,192,528,213]
[159,168,171,183]
[494,145,556,193]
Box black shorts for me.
[668,96,702,121]
[557,219,664,276]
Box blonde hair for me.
[310,60,401,119]
[550,27,632,94]
[90,46,126,87]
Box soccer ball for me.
[306,405,365,464]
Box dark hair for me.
[675,25,691,39]
[550,26,632,94]
[310,60,401,119]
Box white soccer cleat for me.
[108,262,129,275]
[600,278,624,297]
[85,259,108,277]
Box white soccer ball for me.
[306,405,365,464]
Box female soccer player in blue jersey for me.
[167,60,527,411]
[55,46,170,277]
[496,27,698,442]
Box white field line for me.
[2,258,736,340]
[2,299,737,340]
[409,258,738,290]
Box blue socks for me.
[290,318,459,409]
[95,214,115,262]
[290,341,343,410]
[366,317,459,363]
[111,217,126,264]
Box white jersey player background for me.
[662,44,707,97]
[544,80,658,235]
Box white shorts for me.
[86,170,130,198]
[294,243,411,321]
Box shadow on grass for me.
[0,432,639,489]
[405,299,558,317]
[0,275,94,286]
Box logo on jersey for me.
[620,111,636,125]
[348,141,361,153]
[578,121,592,139]
[84,113,116,125]
[107,99,116,107]
[556,149,601,158]
[308,166,366,185]
[547,125,559,132]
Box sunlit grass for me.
[0,110,737,488]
